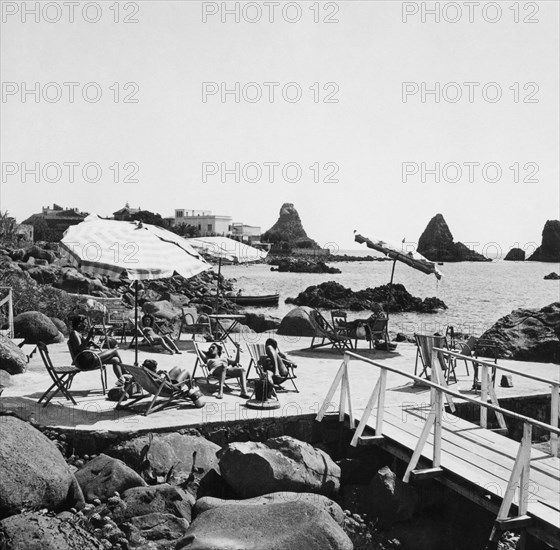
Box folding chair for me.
[414,334,457,384]
[364,316,390,350]
[246,342,299,393]
[246,342,267,380]
[192,341,243,395]
[177,308,214,341]
[128,320,171,354]
[308,310,354,354]
[38,342,81,406]
[67,342,108,394]
[115,364,201,416]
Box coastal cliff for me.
[417,214,489,262]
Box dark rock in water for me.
[107,432,220,487]
[121,484,195,522]
[261,203,319,250]
[14,311,61,344]
[544,272,560,280]
[218,436,340,499]
[366,466,417,529]
[528,220,560,262]
[504,247,526,261]
[478,302,560,363]
[194,493,345,526]
[123,512,190,548]
[277,306,317,336]
[0,512,103,550]
[75,454,146,502]
[272,258,341,274]
[418,213,490,262]
[0,417,83,519]
[0,336,27,374]
[285,281,447,313]
[176,501,352,550]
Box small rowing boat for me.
[229,294,280,307]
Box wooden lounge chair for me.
[128,320,172,353]
[115,363,201,416]
[38,342,81,406]
[414,334,457,384]
[67,342,108,394]
[309,310,354,354]
[192,341,243,395]
[246,342,299,393]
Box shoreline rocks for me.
[270,258,341,274]
[544,272,560,280]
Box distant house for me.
[23,204,88,241]
[113,203,141,221]
[14,223,34,243]
[173,209,233,236]
[231,223,261,243]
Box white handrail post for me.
[375,368,387,436]
[339,357,348,423]
[316,359,346,421]
[551,384,559,456]
[518,423,532,515]
[433,387,443,468]
[481,364,488,429]
[350,375,381,447]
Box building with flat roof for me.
[174,209,232,236]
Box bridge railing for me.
[315,351,560,543]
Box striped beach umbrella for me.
[61,214,210,363]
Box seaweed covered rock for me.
[478,302,560,363]
[285,281,447,313]
[218,436,340,499]
[528,220,560,262]
[0,336,27,374]
[418,214,489,262]
[0,512,103,550]
[0,417,82,519]
[14,311,62,344]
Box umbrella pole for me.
[134,280,139,366]
[215,256,222,313]
[387,258,397,327]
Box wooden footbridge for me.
[317,350,560,549]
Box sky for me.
[1,0,558,255]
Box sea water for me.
[221,258,560,336]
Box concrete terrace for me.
[1,336,558,437]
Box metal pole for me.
[134,280,139,366]
[215,256,222,313]
[386,258,397,331]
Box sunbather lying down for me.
[143,359,205,407]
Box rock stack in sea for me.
[417,214,490,262]
[261,203,319,251]
[527,220,560,262]
[504,247,525,261]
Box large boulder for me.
[26,264,59,284]
[478,302,560,363]
[504,247,525,261]
[143,300,182,321]
[277,307,317,336]
[366,466,418,528]
[0,336,27,374]
[0,417,82,519]
[194,493,345,526]
[107,432,220,485]
[14,311,61,344]
[121,484,195,522]
[123,512,190,549]
[218,436,340,499]
[75,454,146,502]
[0,512,103,550]
[55,267,91,294]
[528,220,560,262]
[23,245,56,264]
[418,213,490,262]
[243,312,281,333]
[176,501,352,550]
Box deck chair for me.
[38,342,81,406]
[192,341,243,395]
[67,342,108,394]
[128,321,171,353]
[115,364,201,416]
[331,310,350,335]
[309,310,354,354]
[414,334,457,384]
[246,342,299,393]
[364,316,390,350]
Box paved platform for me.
[1,335,558,437]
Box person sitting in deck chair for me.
[141,314,181,354]
[204,342,250,399]
[260,338,297,385]
[68,315,125,384]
